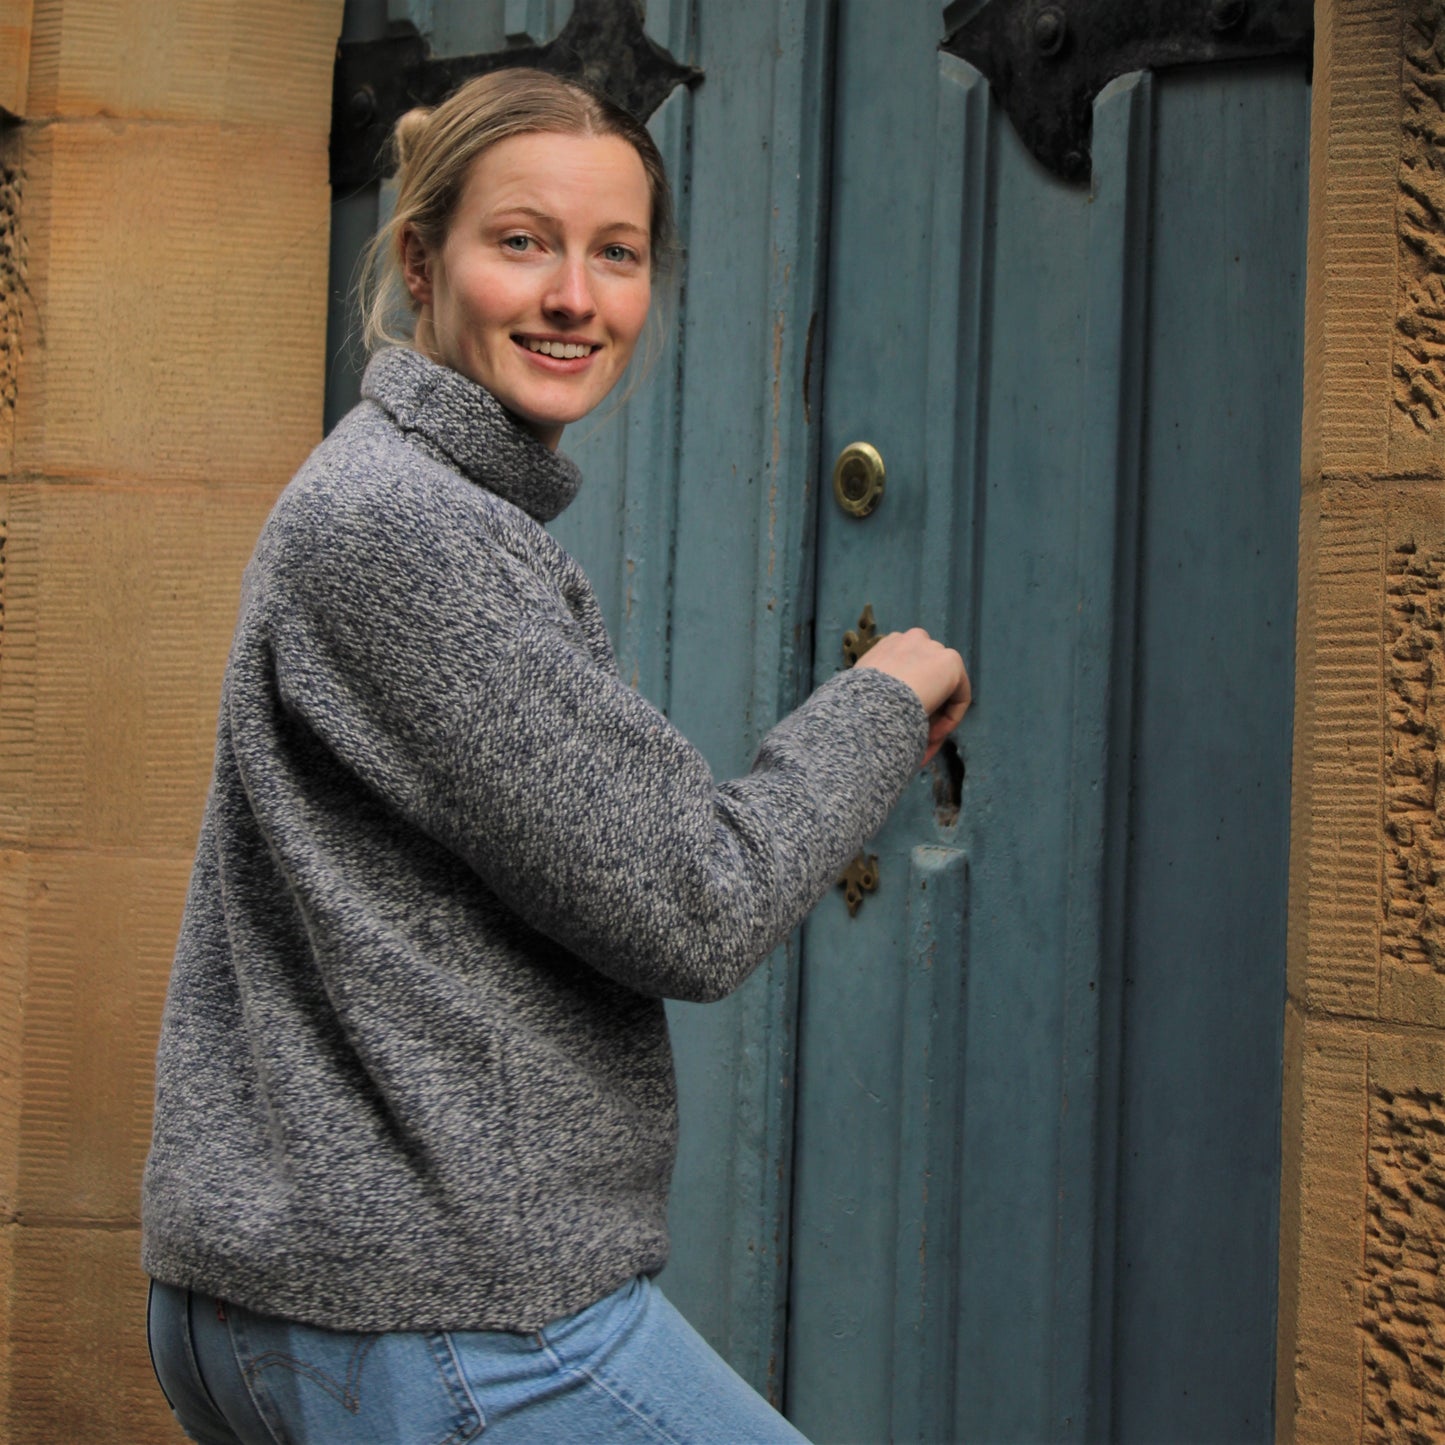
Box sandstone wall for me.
[1280,1,1445,1439]
[0,2,341,1437]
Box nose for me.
[543,255,596,322]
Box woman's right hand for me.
[855,629,971,765]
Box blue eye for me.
[602,244,636,264]
[502,235,533,252]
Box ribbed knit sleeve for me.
[242,456,926,1004]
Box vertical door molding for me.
[660,0,836,1401]
[888,844,970,1444]
[1050,68,1153,1443]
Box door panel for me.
[328,3,1308,1436]
[788,4,1307,1439]
[1109,60,1307,1442]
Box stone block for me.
[12,120,329,487]
[1359,1033,1445,1443]
[0,481,278,850]
[1291,477,1445,1028]
[1,848,188,1222]
[1391,2,1445,475]
[25,0,341,129]
[0,1224,184,1442]
[1302,0,1408,479]
[1289,477,1385,1017]
[1285,1014,1370,1443]
[0,0,32,120]
[1,123,22,469]
[0,848,27,1215]
[1282,1014,1445,1444]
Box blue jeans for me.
[147,1275,811,1444]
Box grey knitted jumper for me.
[142,347,927,1334]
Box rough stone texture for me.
[0,2,343,1438]
[0,134,22,460]
[1362,1080,1445,1443]
[1394,4,1445,436]
[1384,539,1445,981]
[1283,3,1445,1439]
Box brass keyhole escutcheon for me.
[842,603,880,667]
[833,441,886,518]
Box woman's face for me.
[403,130,654,449]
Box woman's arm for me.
[244,487,938,1003]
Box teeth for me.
[524,339,594,359]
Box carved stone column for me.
[1280,2,1445,1439]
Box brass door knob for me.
[833,441,886,518]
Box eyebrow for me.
[492,205,648,239]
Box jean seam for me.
[145,1282,179,1415]
[224,1310,289,1445]
[434,1332,487,1443]
[182,1289,241,1436]
[537,1338,684,1445]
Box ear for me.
[400,225,434,306]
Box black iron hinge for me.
[331,0,701,194]
[942,0,1314,184]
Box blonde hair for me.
[359,68,677,355]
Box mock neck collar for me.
[361,348,583,524]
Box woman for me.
[143,69,970,1444]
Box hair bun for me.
[391,107,434,176]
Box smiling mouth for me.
[517,337,600,359]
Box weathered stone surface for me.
[25,0,337,129]
[0,0,34,119]
[1283,1013,1371,1444]
[1362,1075,1445,1443]
[1289,478,1383,1019]
[0,1224,184,1442]
[1285,3,1445,1439]
[1301,0,1408,479]
[0,128,23,467]
[1393,3,1445,444]
[1383,540,1445,981]
[0,481,280,850]
[0,5,343,1437]
[2,849,189,1222]
[12,120,329,487]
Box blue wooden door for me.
[328,3,1308,1438]
[784,7,1308,1442]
